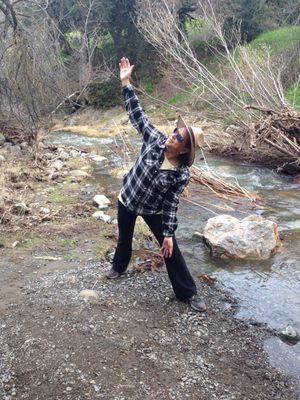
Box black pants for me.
[113,201,197,300]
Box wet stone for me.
[279,325,300,344]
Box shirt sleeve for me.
[122,84,163,144]
[161,173,189,237]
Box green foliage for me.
[61,51,71,62]
[184,18,206,36]
[88,78,122,108]
[250,26,300,54]
[286,83,300,110]
[97,30,114,53]
[140,76,154,94]
[167,90,191,105]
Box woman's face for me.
[165,127,190,155]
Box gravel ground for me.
[0,260,296,400]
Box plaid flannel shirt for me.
[120,84,190,237]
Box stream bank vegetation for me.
[136,0,300,173]
[0,0,299,174]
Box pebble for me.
[279,325,300,344]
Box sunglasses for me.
[173,128,184,142]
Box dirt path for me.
[0,251,296,400]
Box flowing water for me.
[48,131,300,387]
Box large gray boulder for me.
[203,215,281,260]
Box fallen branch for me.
[190,165,256,203]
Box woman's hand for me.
[161,237,173,258]
[119,57,134,86]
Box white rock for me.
[40,207,50,214]
[203,214,281,260]
[92,210,111,223]
[58,150,70,160]
[90,155,108,163]
[93,194,111,207]
[0,155,5,162]
[98,204,109,210]
[79,289,99,304]
[52,160,64,171]
[70,149,80,157]
[70,170,91,178]
[20,141,28,150]
[13,202,30,215]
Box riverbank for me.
[0,141,298,399]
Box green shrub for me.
[167,90,191,106]
[286,82,300,110]
[250,26,300,54]
[140,75,154,94]
[87,78,122,108]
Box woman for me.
[106,57,206,312]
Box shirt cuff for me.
[122,83,133,91]
[163,229,175,237]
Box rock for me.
[92,210,111,223]
[9,145,22,155]
[193,231,203,239]
[48,171,61,180]
[20,141,28,150]
[0,196,4,207]
[70,149,80,157]
[98,204,109,211]
[93,194,111,207]
[70,170,91,178]
[79,289,99,304]
[0,155,5,162]
[0,133,5,146]
[279,325,300,344]
[51,160,64,171]
[90,155,108,163]
[13,202,30,215]
[58,150,70,160]
[203,214,281,260]
[40,207,50,214]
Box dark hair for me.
[179,131,191,166]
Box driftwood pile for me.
[244,105,300,171]
[190,165,256,203]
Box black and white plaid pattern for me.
[120,85,189,237]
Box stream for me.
[48,131,300,389]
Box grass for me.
[58,238,75,247]
[93,221,115,260]
[141,76,154,95]
[167,90,191,106]
[23,235,41,249]
[250,26,300,54]
[285,82,300,110]
[48,189,76,205]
